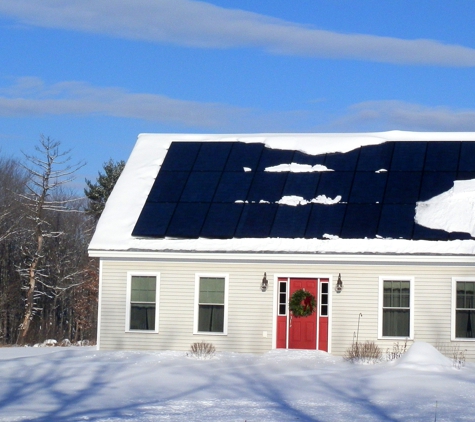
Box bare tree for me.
[17,136,85,345]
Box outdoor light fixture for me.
[335,273,343,293]
[261,272,268,292]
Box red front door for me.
[288,278,317,349]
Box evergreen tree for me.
[85,159,125,220]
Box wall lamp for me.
[261,272,268,292]
[335,273,343,293]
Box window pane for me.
[401,281,410,307]
[198,304,224,332]
[321,305,328,316]
[466,283,475,308]
[130,304,155,330]
[279,304,286,315]
[131,276,156,302]
[383,309,410,337]
[199,277,225,304]
[383,281,393,307]
[321,283,328,294]
[279,283,287,293]
[456,310,475,338]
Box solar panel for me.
[270,205,311,238]
[324,148,359,171]
[316,172,354,202]
[458,142,475,171]
[384,172,422,204]
[424,142,460,172]
[193,142,232,171]
[160,142,201,171]
[281,173,319,200]
[224,142,263,171]
[413,224,449,241]
[132,203,176,237]
[341,204,381,238]
[146,171,189,203]
[180,172,221,202]
[305,204,346,238]
[166,203,209,238]
[213,172,253,203]
[235,203,278,238]
[390,142,426,171]
[133,140,473,241]
[357,142,394,171]
[378,204,415,239]
[349,172,387,203]
[257,148,295,171]
[247,172,288,202]
[419,172,456,201]
[200,203,243,238]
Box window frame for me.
[378,276,414,340]
[125,272,160,333]
[452,277,475,341]
[194,273,229,336]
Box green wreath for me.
[289,289,316,318]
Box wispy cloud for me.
[0,77,249,128]
[1,0,475,66]
[326,100,475,132]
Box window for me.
[194,275,228,334]
[454,279,475,339]
[126,273,159,332]
[278,281,287,316]
[320,281,328,317]
[379,277,413,338]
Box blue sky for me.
[0,0,474,186]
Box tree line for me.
[0,136,124,345]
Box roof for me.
[88,131,475,255]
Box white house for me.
[88,131,475,360]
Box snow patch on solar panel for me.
[415,179,475,236]
[265,163,333,172]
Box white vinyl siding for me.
[96,255,475,361]
[125,272,159,333]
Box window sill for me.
[193,331,227,336]
[125,330,159,334]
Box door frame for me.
[272,273,333,352]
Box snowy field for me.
[0,342,474,421]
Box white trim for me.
[125,272,160,333]
[451,277,475,341]
[378,276,414,340]
[89,250,475,265]
[96,259,103,350]
[193,273,229,336]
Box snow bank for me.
[395,342,453,371]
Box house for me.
[88,131,475,360]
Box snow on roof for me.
[89,131,475,255]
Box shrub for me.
[187,341,216,359]
[386,340,408,361]
[436,342,466,369]
[345,340,382,364]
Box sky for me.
[0,0,474,186]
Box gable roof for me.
[89,131,475,256]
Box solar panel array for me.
[132,141,475,240]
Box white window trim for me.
[378,276,414,340]
[125,272,160,333]
[193,273,229,336]
[451,277,475,341]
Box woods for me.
[0,137,121,345]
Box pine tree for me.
[84,159,125,220]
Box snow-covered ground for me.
[0,342,474,421]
